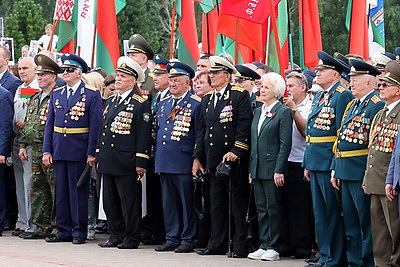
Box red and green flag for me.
[95,0,126,74]
[19,88,40,99]
[171,0,200,69]
[54,0,78,53]
[346,0,369,58]
[298,0,322,70]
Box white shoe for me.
[247,248,267,260]
[87,230,96,240]
[261,249,280,261]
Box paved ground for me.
[0,231,306,267]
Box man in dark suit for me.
[0,45,23,232]
[96,56,152,249]
[0,85,13,237]
[193,56,253,258]
[154,62,201,253]
[331,60,384,267]
[0,45,23,96]
[42,53,102,245]
[303,51,354,267]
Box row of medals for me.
[313,107,335,131]
[111,111,133,135]
[374,123,398,153]
[39,103,49,125]
[219,105,233,123]
[340,116,370,145]
[69,100,86,121]
[171,111,192,141]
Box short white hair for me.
[261,72,286,99]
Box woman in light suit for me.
[247,72,293,261]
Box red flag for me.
[348,0,369,58]
[221,0,279,24]
[299,0,322,69]
[201,7,219,55]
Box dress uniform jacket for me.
[334,92,384,180]
[43,81,102,160]
[140,68,156,101]
[193,84,253,168]
[97,91,152,175]
[155,92,201,174]
[303,82,354,171]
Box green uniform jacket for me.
[250,102,293,180]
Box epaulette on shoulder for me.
[107,94,115,100]
[53,86,64,91]
[132,94,145,103]
[205,90,213,95]
[190,95,201,102]
[85,85,98,91]
[231,86,245,92]
[371,95,382,104]
[256,96,262,102]
[335,86,347,93]
[164,95,172,100]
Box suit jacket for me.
[96,91,152,176]
[154,92,201,174]
[303,82,354,171]
[0,86,13,156]
[249,102,293,180]
[0,70,23,96]
[364,102,400,195]
[386,133,400,189]
[193,84,253,169]
[43,81,102,161]
[334,92,384,181]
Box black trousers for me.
[280,161,314,256]
[103,174,141,247]
[207,165,248,253]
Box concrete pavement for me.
[0,231,306,267]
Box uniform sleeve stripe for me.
[136,153,150,159]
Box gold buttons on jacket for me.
[111,144,115,147]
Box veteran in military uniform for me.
[364,60,400,267]
[303,51,354,267]
[96,57,152,249]
[233,65,262,112]
[42,54,102,244]
[193,56,253,258]
[331,60,384,267]
[18,55,63,239]
[154,62,201,253]
[127,34,155,101]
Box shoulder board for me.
[190,95,201,102]
[53,86,64,91]
[371,95,382,104]
[164,95,172,100]
[107,95,115,100]
[85,85,97,91]
[231,86,245,92]
[132,94,145,103]
[256,96,262,102]
[335,86,346,93]
[205,90,213,95]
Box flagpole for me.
[48,19,59,51]
[287,0,294,71]
[234,18,239,64]
[206,13,210,55]
[91,25,97,68]
[170,1,177,59]
[265,16,271,64]
[216,2,225,57]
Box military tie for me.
[214,92,221,108]
[114,95,122,108]
[172,97,181,109]
[352,99,360,113]
[67,88,74,106]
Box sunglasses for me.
[61,67,77,73]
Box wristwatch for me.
[292,108,298,114]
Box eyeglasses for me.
[61,67,77,73]
[377,83,400,88]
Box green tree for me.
[385,0,400,53]
[5,0,46,59]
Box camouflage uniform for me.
[19,90,56,237]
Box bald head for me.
[18,57,37,85]
[38,50,55,60]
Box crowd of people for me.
[0,33,400,267]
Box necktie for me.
[214,92,221,108]
[114,95,122,108]
[353,100,360,113]
[67,88,73,106]
[172,97,181,109]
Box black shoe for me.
[155,243,179,252]
[292,250,311,259]
[12,228,25,236]
[98,241,120,248]
[197,248,225,256]
[117,243,138,249]
[0,232,2,236]
[227,251,247,258]
[305,257,319,263]
[174,244,194,253]
[18,232,31,238]
[45,235,72,242]
[22,232,45,239]
[142,238,165,245]
[72,237,85,244]
[304,263,323,267]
